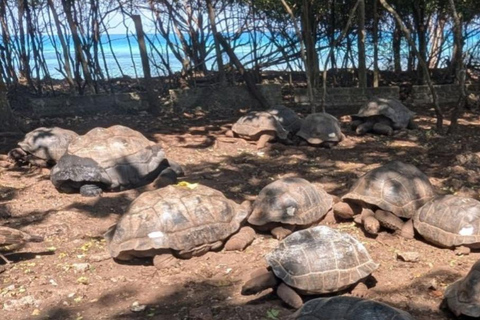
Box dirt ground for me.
[0,101,479,320]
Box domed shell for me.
[267,105,302,134]
[18,127,78,162]
[105,184,250,259]
[266,226,378,294]
[232,111,288,140]
[249,177,332,226]
[342,161,435,219]
[67,125,155,167]
[353,97,414,129]
[414,195,480,248]
[294,296,414,320]
[443,259,480,317]
[296,113,343,144]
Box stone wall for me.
[409,84,480,106]
[294,86,400,107]
[11,92,149,119]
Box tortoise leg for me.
[224,227,255,251]
[349,281,369,297]
[256,133,275,149]
[350,119,363,130]
[372,123,393,136]
[241,269,279,295]
[271,225,295,240]
[333,201,362,220]
[276,282,303,309]
[407,118,417,130]
[374,209,404,232]
[359,208,380,235]
[79,184,103,197]
[153,253,179,269]
[398,219,415,239]
[356,120,374,135]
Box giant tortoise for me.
[351,97,416,136]
[8,127,78,167]
[105,184,255,268]
[296,113,344,148]
[248,177,333,239]
[241,226,378,308]
[443,259,480,317]
[414,195,480,254]
[228,106,300,148]
[292,296,414,320]
[50,125,181,196]
[333,161,435,237]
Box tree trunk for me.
[216,33,270,109]
[0,78,18,132]
[428,13,445,69]
[372,0,379,87]
[380,0,444,133]
[412,2,427,84]
[301,0,319,88]
[357,0,367,88]
[447,0,465,135]
[206,0,226,86]
[132,14,158,115]
[393,19,401,73]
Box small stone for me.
[396,251,420,262]
[3,295,39,311]
[72,263,91,273]
[130,301,146,312]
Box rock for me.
[130,301,146,312]
[396,251,420,262]
[3,295,40,311]
[72,263,91,273]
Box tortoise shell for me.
[266,226,378,294]
[443,259,480,317]
[294,296,414,320]
[232,111,288,140]
[248,177,332,227]
[105,184,250,260]
[352,97,414,130]
[342,161,435,219]
[16,127,78,163]
[414,195,480,248]
[51,125,170,192]
[296,113,343,145]
[267,105,302,134]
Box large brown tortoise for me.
[227,105,301,149]
[414,195,480,254]
[50,125,181,196]
[333,161,435,237]
[105,184,255,268]
[248,177,333,239]
[241,226,378,308]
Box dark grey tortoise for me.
[241,226,378,308]
[291,296,414,320]
[414,195,480,254]
[8,127,78,167]
[267,105,302,135]
[248,177,333,239]
[443,259,480,317]
[50,125,182,196]
[105,184,255,269]
[296,113,344,148]
[351,97,416,136]
[333,161,435,238]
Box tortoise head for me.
[51,154,111,193]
